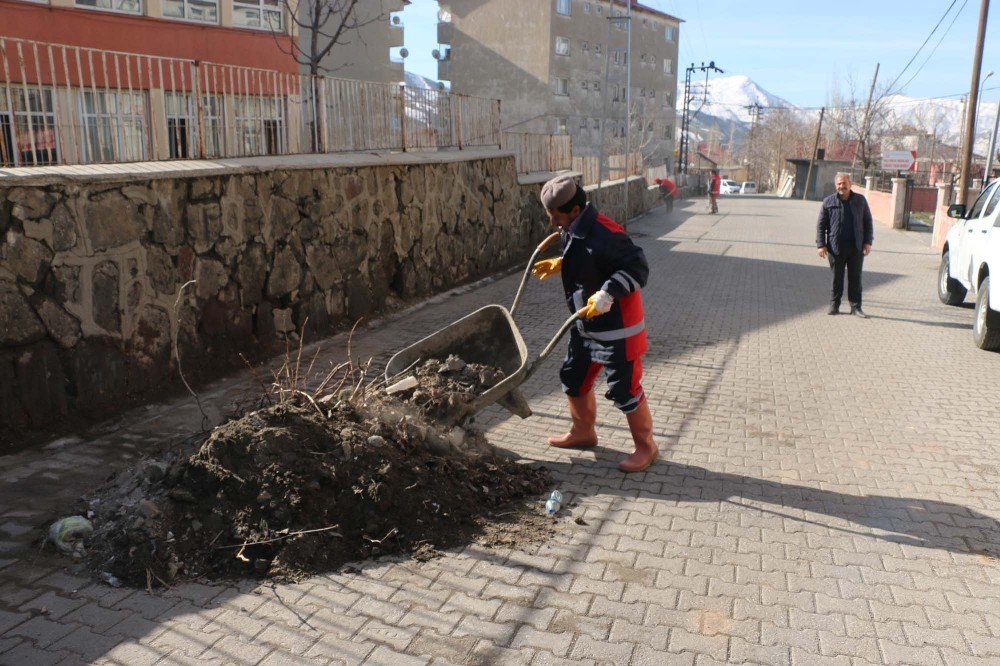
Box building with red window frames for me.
[0,0,302,165]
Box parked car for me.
[740,181,757,194]
[719,179,740,194]
[938,179,1000,350]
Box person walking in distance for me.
[708,169,720,214]
[816,173,874,317]
[531,175,659,473]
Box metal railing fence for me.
[0,36,503,168]
[502,132,572,173]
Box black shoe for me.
[850,306,869,319]
[827,303,840,315]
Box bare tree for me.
[743,108,814,191]
[599,96,673,178]
[277,0,390,78]
[828,75,892,171]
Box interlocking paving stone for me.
[0,198,999,664]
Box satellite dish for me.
[437,82,445,90]
[432,49,440,59]
[391,15,401,24]
[399,47,409,58]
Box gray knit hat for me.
[540,174,578,210]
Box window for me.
[595,4,601,14]
[583,2,590,12]
[593,81,600,91]
[163,0,218,23]
[555,0,570,15]
[968,182,997,219]
[553,77,569,96]
[233,0,283,30]
[665,25,676,41]
[581,40,589,51]
[75,0,141,13]
[640,87,645,96]
[556,117,568,134]
[664,124,672,139]
[663,58,673,74]
[165,93,224,158]
[80,90,147,163]
[555,36,570,56]
[580,117,588,130]
[592,118,599,130]
[235,95,286,155]
[985,187,1000,219]
[594,43,602,56]
[581,81,588,90]
[649,89,656,99]
[0,87,59,166]
[666,91,674,106]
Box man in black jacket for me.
[816,173,874,317]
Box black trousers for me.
[828,245,863,307]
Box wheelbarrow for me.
[384,231,588,427]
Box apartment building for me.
[1,0,299,165]
[301,0,408,84]
[437,0,680,168]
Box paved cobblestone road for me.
[3,195,1000,665]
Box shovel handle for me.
[510,231,562,318]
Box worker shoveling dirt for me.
[77,351,555,588]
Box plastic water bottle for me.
[545,490,563,515]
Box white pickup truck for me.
[938,179,1000,350]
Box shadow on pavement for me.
[539,450,1000,560]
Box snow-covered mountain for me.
[883,93,998,155]
[404,70,441,90]
[681,73,1000,156]
[689,75,795,124]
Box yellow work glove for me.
[532,257,562,280]
[582,290,614,319]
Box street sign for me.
[881,150,917,171]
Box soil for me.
[393,355,506,425]
[79,356,555,588]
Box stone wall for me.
[0,156,655,441]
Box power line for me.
[896,0,970,94]
[884,0,961,94]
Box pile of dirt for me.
[81,358,554,587]
[390,355,506,425]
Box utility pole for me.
[624,0,632,227]
[852,62,880,171]
[677,61,723,180]
[746,102,762,181]
[802,107,825,201]
[957,0,990,205]
[986,98,1000,186]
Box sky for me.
[402,0,1000,107]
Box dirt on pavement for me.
[76,355,556,588]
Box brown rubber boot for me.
[548,393,598,448]
[618,400,658,472]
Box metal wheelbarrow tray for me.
[385,232,586,426]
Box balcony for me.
[437,59,452,81]
[437,21,452,45]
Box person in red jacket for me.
[708,169,720,214]
[531,175,658,473]
[654,176,678,213]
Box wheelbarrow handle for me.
[510,231,561,318]
[522,306,589,382]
